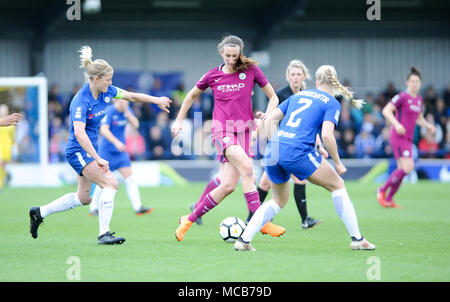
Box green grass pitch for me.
[0,181,449,282]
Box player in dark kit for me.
[247,60,325,230]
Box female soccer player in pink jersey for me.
[171,35,286,241]
[377,67,435,208]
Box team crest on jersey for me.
[408,99,412,104]
[223,136,230,143]
[239,73,246,80]
[105,97,111,103]
[403,150,410,157]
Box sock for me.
[195,177,221,208]
[244,191,261,214]
[380,167,405,193]
[246,187,268,221]
[331,188,362,240]
[40,193,83,218]
[257,186,269,203]
[90,185,102,212]
[385,169,407,201]
[98,188,117,236]
[124,176,142,211]
[241,199,281,242]
[188,193,217,223]
[293,183,308,222]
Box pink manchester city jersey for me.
[390,90,423,141]
[196,64,269,133]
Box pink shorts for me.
[212,130,254,162]
[390,134,413,159]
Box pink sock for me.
[244,191,261,214]
[188,193,217,222]
[386,169,406,201]
[380,169,399,193]
[195,178,221,208]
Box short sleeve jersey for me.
[196,64,268,133]
[99,106,134,153]
[390,90,422,141]
[274,89,341,151]
[66,83,124,154]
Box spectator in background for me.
[155,111,172,144]
[371,103,385,130]
[337,102,353,132]
[361,112,378,137]
[362,92,374,114]
[383,82,398,102]
[418,130,439,158]
[147,125,171,160]
[375,92,388,108]
[48,117,67,163]
[64,83,81,120]
[200,92,214,120]
[150,78,171,115]
[433,98,448,148]
[423,85,438,114]
[48,83,64,120]
[354,123,376,158]
[374,126,392,158]
[125,124,146,161]
[339,128,356,158]
[420,112,443,147]
[350,102,363,133]
[443,83,450,114]
[444,126,450,158]
[171,83,186,120]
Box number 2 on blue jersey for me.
[285,98,312,128]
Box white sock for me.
[124,176,142,212]
[98,188,117,236]
[331,187,362,240]
[40,193,83,218]
[90,185,103,212]
[241,199,281,243]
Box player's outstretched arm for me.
[121,90,171,114]
[171,86,203,137]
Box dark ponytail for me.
[407,66,422,80]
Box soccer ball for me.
[219,217,246,243]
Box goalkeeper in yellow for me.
[0,104,19,188]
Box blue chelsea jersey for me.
[274,89,341,151]
[99,106,134,153]
[66,83,122,154]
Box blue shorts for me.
[263,142,322,184]
[66,149,95,176]
[99,150,131,172]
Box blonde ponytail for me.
[316,65,365,109]
[79,45,93,68]
[78,45,113,80]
